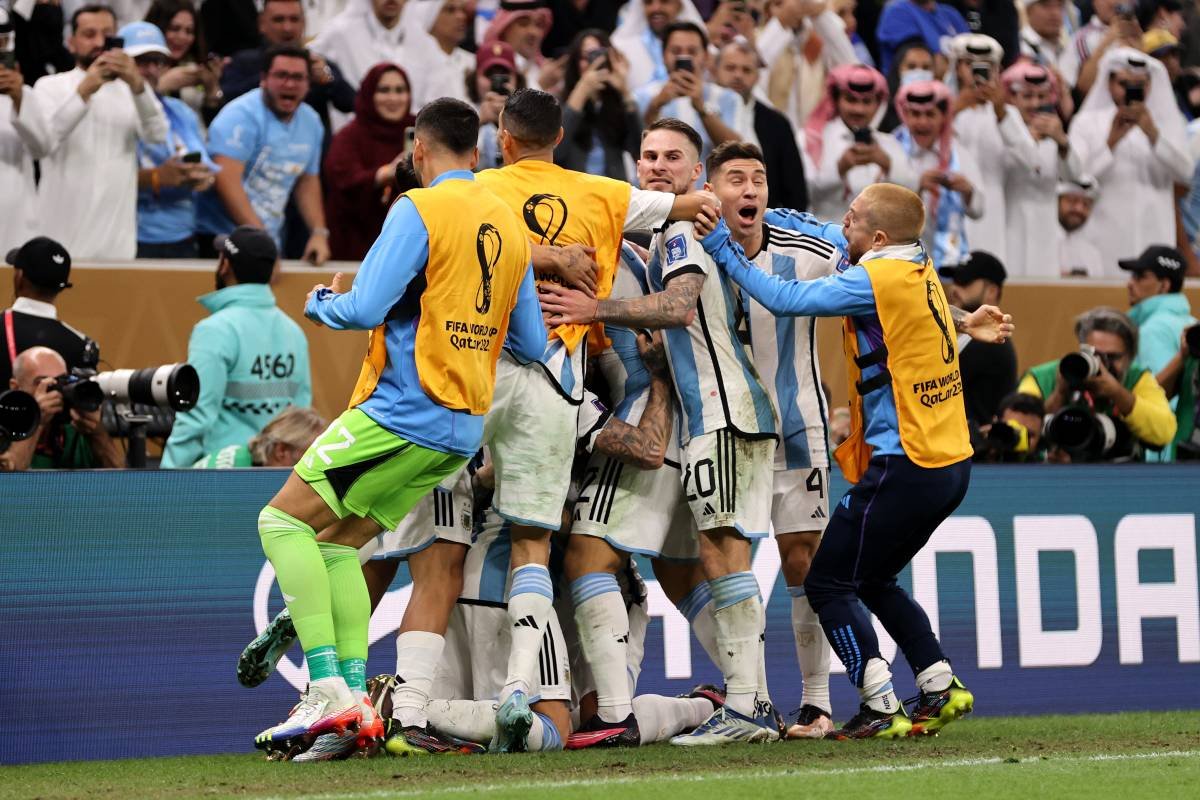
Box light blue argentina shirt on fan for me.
[196,89,323,247]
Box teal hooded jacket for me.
[161,283,312,468]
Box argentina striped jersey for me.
[743,224,846,470]
[648,220,778,444]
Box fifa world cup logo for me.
[476,223,502,314]
[926,278,955,365]
[522,194,568,245]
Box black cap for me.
[938,250,1007,286]
[1118,244,1185,291]
[214,226,278,284]
[5,236,72,291]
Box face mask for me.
[900,69,935,87]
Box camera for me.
[50,369,105,412]
[853,127,874,145]
[1058,344,1113,389]
[1123,82,1145,104]
[0,11,15,71]
[94,364,200,412]
[103,35,124,52]
[986,418,1031,455]
[1043,402,1135,462]
[1185,324,1200,359]
[971,62,991,84]
[0,389,40,454]
[675,56,695,74]
[490,72,511,96]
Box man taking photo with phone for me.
[21,4,168,261]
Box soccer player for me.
[700,140,849,738]
[251,98,546,755]
[541,118,782,746]
[467,88,719,748]
[698,183,1012,738]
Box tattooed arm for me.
[540,274,703,329]
[952,304,1015,344]
[593,333,675,469]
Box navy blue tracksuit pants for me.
[804,454,971,687]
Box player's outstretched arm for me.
[593,332,674,470]
[505,259,550,362]
[700,219,874,318]
[953,304,1014,344]
[539,274,701,330]
[304,199,427,330]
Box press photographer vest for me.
[835,256,972,483]
[475,160,631,352]
[349,179,532,415]
[1025,359,1146,411]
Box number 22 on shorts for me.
[305,424,357,469]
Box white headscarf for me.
[1077,45,1187,148]
[943,32,1004,93]
[611,0,705,88]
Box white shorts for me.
[365,466,473,559]
[771,467,830,535]
[570,452,698,561]
[680,428,773,537]
[433,600,572,704]
[482,353,579,530]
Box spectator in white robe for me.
[1068,46,1192,275]
[1001,60,1081,277]
[802,63,917,222]
[399,0,474,109]
[946,33,1039,267]
[1057,175,1105,278]
[612,0,704,92]
[757,0,857,129]
[894,79,985,269]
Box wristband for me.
[312,226,330,238]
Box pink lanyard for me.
[4,309,15,365]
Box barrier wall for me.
[2,466,1197,765]
[59,262,1200,421]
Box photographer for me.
[1,237,95,388]
[1157,324,1200,459]
[974,392,1046,463]
[0,346,122,471]
[1018,307,1177,461]
[160,226,311,468]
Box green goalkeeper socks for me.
[258,506,337,656]
[319,541,370,694]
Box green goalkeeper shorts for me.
[294,408,468,531]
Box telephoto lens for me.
[0,389,41,453]
[1058,348,1101,388]
[95,364,200,411]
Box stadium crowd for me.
[0,0,1198,762]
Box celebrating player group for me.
[239,88,1015,761]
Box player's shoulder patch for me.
[665,233,688,265]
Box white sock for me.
[674,581,721,670]
[916,660,954,693]
[861,657,900,714]
[527,711,563,751]
[425,699,496,744]
[710,592,762,716]
[503,564,555,699]
[392,631,444,728]
[790,589,832,715]
[632,695,714,744]
[756,601,772,708]
[571,573,632,722]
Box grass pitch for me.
[4,711,1198,800]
